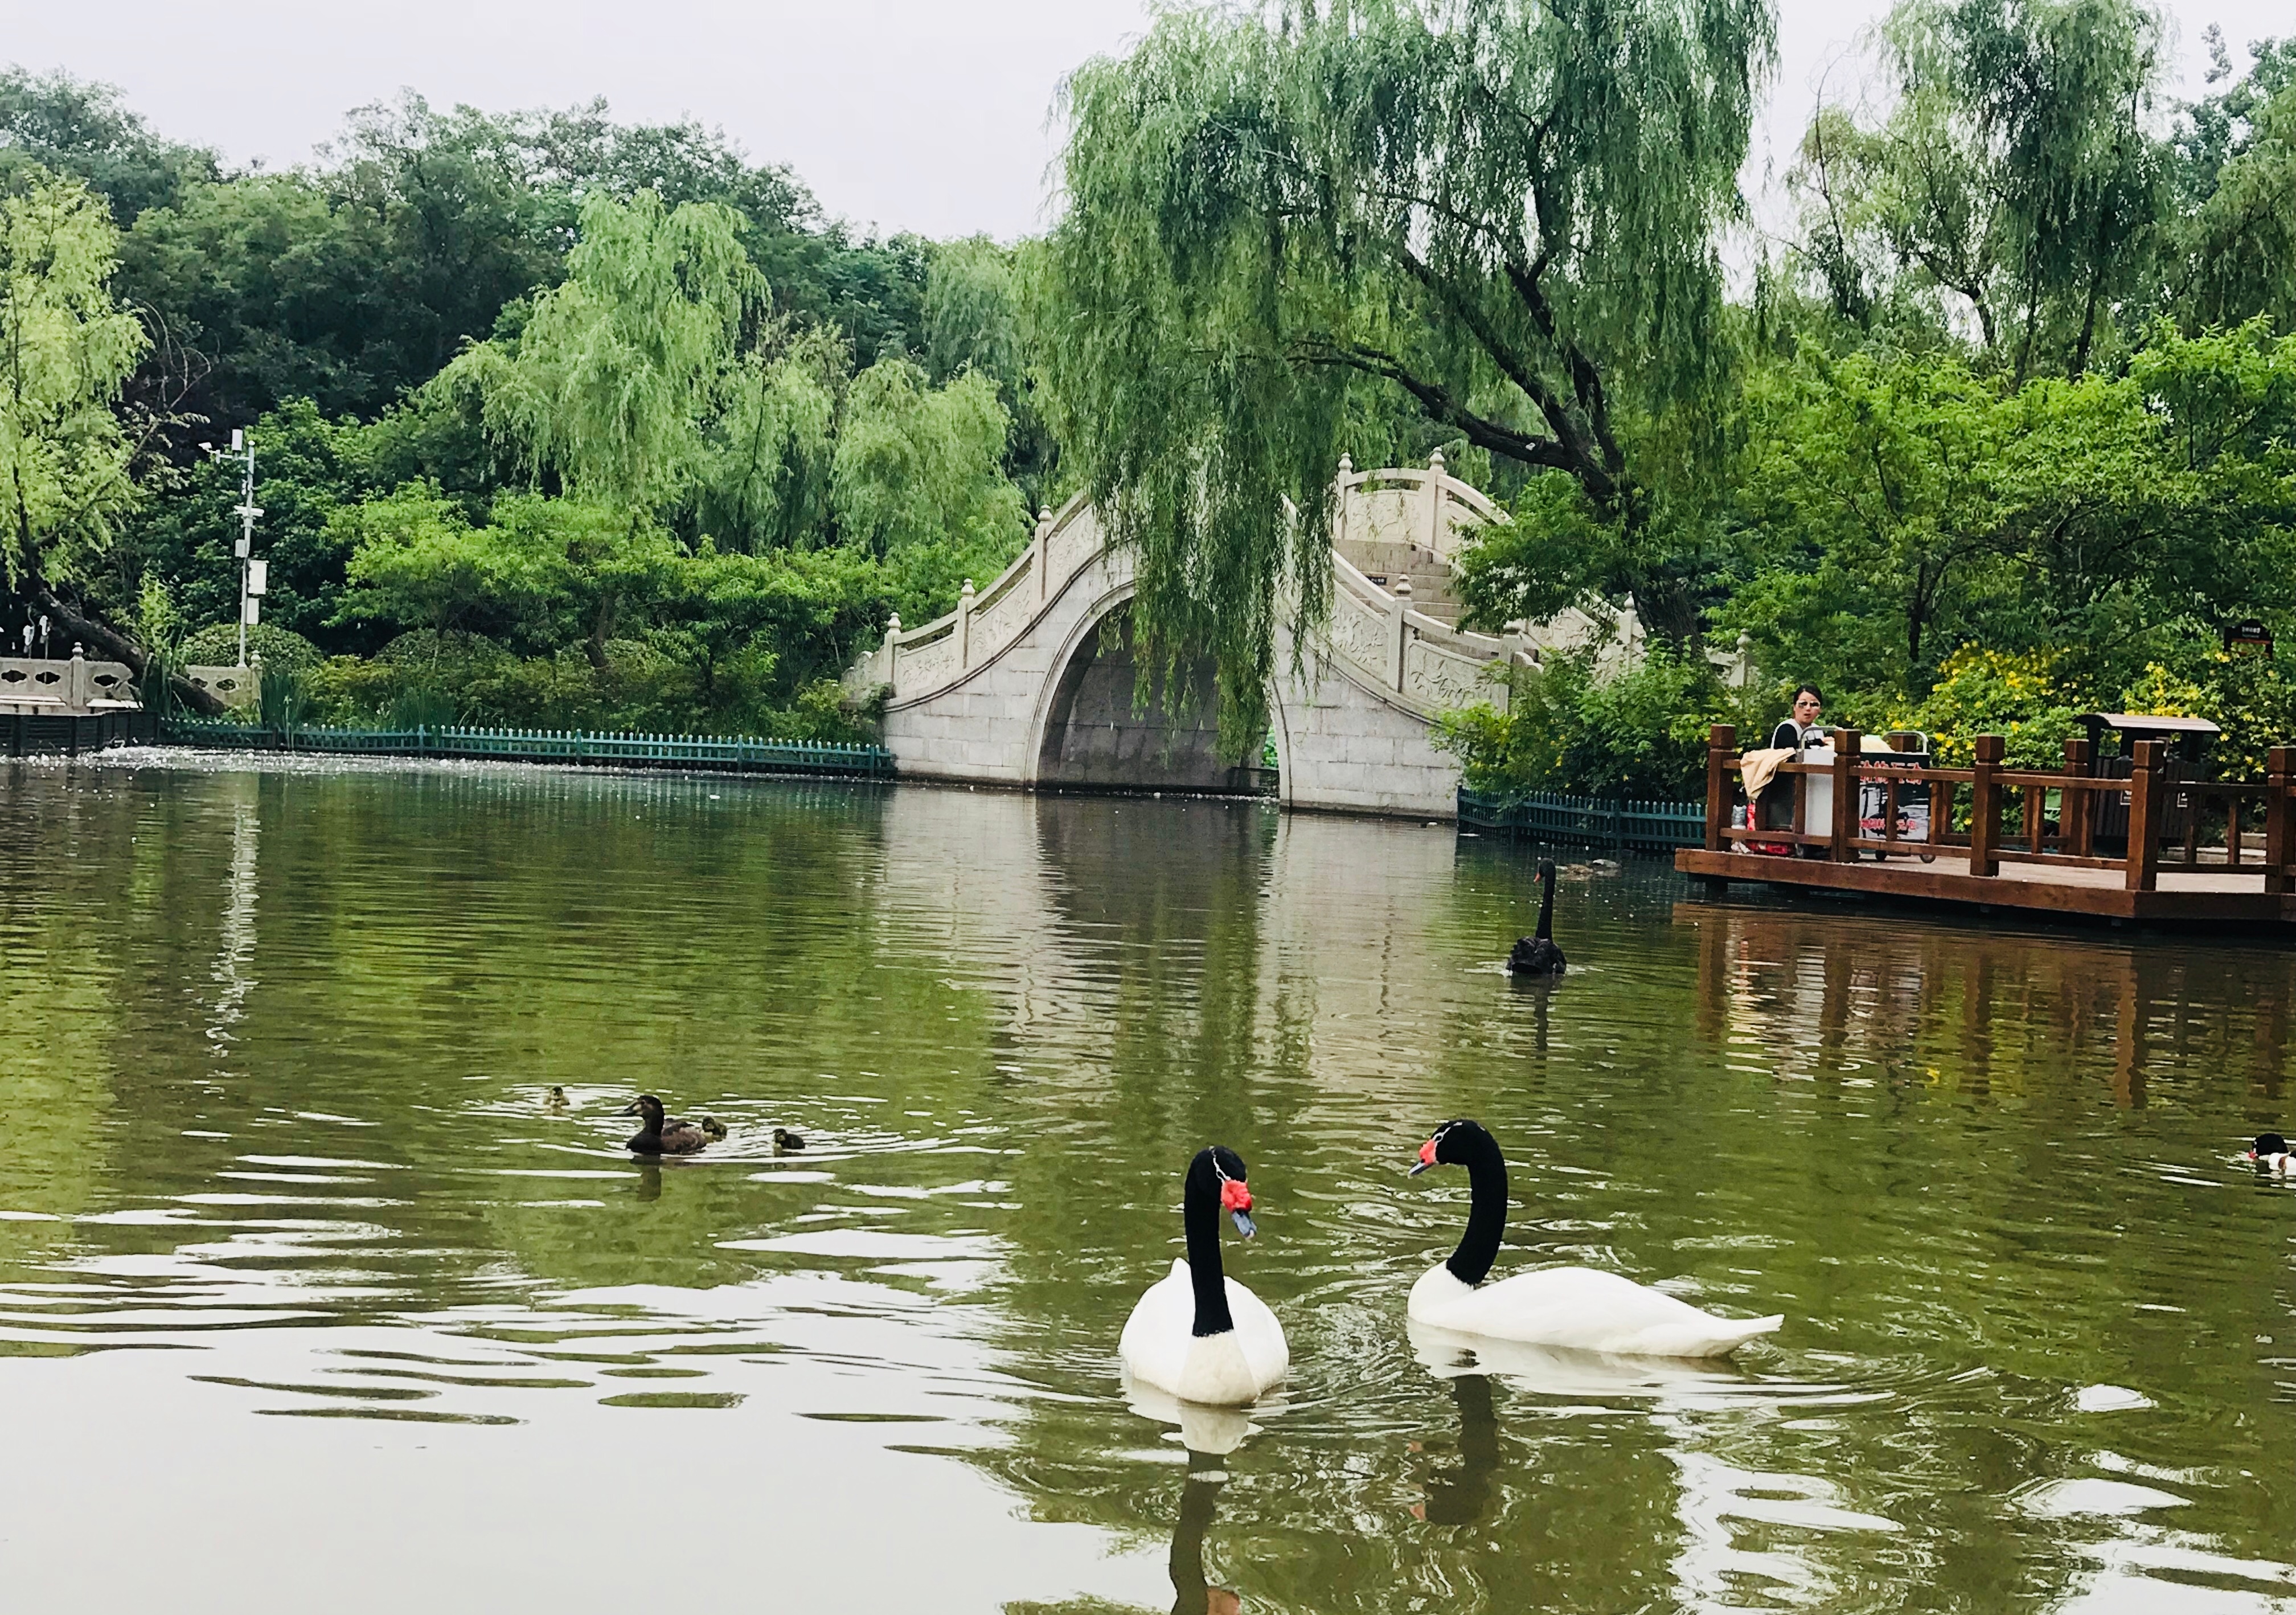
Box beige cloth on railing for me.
[1739,747,1797,798]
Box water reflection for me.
[0,754,2289,1614]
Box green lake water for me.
[1,752,2290,1613]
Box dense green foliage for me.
[1038,0,1775,741]
[1,78,1046,735]
[5,7,2294,766]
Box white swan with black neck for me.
[1120,1146,1289,1407]
[1408,1119,1781,1358]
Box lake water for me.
[1,753,2291,1614]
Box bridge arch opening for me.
[1033,599,1272,795]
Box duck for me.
[619,1094,711,1155]
[1407,1119,1781,1357]
[772,1127,806,1152]
[1119,1146,1289,1407]
[2249,1132,2293,1174]
[544,1085,570,1112]
[1507,862,1566,976]
[698,1116,728,1141]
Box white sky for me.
[3,0,2287,241]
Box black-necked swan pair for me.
[1120,1122,1783,1408]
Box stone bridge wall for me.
[851,462,1534,819]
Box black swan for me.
[1507,860,1567,976]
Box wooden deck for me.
[1673,725,2296,929]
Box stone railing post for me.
[1333,454,1353,549]
[66,643,89,710]
[1705,723,1737,851]
[2265,745,2290,895]
[879,613,901,687]
[2125,738,2163,892]
[1389,576,1412,690]
[1831,727,1862,861]
[1423,448,1447,555]
[1033,508,1052,603]
[956,579,975,670]
[1969,733,2004,876]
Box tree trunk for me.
[32,588,225,718]
[586,592,617,672]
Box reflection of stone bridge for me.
[849,458,1535,819]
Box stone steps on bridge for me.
[1335,539,1468,628]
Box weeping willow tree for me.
[1035,0,1775,738]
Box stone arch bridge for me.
[846,458,1540,819]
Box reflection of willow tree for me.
[0,776,142,1287]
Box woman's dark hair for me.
[1793,683,1824,705]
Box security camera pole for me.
[206,430,264,666]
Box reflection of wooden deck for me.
[1674,847,2295,924]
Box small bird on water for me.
[620,1094,712,1155]
[773,1127,806,1152]
[1507,860,1567,977]
[544,1085,571,1112]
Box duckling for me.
[2249,1132,2292,1174]
[699,1116,728,1141]
[773,1127,806,1153]
[544,1085,571,1112]
[619,1094,711,1155]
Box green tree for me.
[0,169,163,670]
[1037,0,1775,736]
[1786,0,2170,378]
[0,69,219,224]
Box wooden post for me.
[2063,737,2093,858]
[1831,728,1860,861]
[2266,745,2290,895]
[1969,733,2004,877]
[2125,739,2163,892]
[1704,724,1735,851]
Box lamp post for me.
[204,429,263,666]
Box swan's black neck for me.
[1446,1125,1508,1287]
[1183,1148,1235,1337]
[1534,871,1555,941]
[1170,1448,1226,1614]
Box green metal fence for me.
[162,721,896,778]
[1458,786,1702,852]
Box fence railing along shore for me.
[161,720,897,779]
[1458,786,1704,852]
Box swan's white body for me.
[2257,1149,2294,1175]
[1121,1259,1289,1406]
[1408,1261,1782,1359]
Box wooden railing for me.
[1702,725,2295,894]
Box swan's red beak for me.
[1219,1177,1256,1237]
[1411,1137,1438,1176]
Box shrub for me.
[2120,649,2296,781]
[1434,646,1759,799]
[1893,647,2081,769]
[177,622,324,675]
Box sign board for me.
[2225,618,2274,654]
[241,597,261,626]
[247,559,268,596]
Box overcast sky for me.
[5,0,2287,241]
